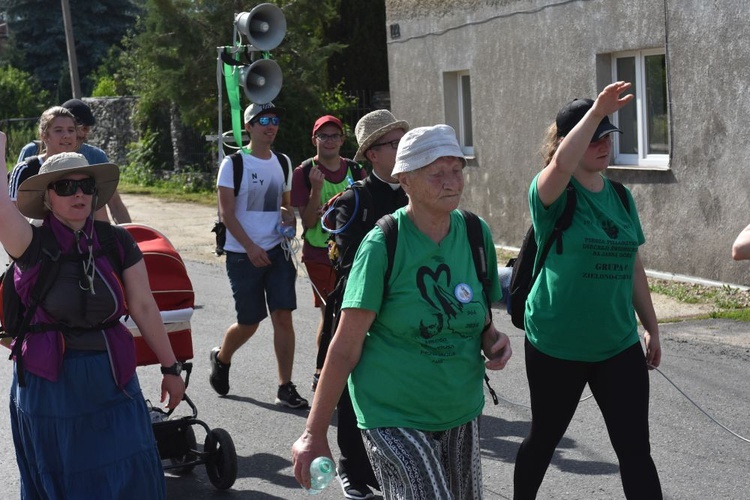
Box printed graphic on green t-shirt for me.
[525,174,645,362]
[341,209,501,431]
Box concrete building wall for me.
[384,0,750,284]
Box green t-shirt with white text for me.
[525,174,644,361]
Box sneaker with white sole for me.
[275,382,309,409]
[337,470,375,500]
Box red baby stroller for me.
[122,223,238,490]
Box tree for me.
[119,0,354,170]
[0,0,139,98]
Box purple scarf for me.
[12,214,136,388]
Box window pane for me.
[616,57,638,154]
[461,74,473,147]
[645,54,668,154]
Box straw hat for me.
[17,152,120,219]
[392,125,465,175]
[353,110,410,162]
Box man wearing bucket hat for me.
[291,115,366,391]
[293,124,512,499]
[0,137,185,498]
[14,99,131,224]
[314,109,409,499]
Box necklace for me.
[75,230,97,295]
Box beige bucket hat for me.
[353,110,410,162]
[17,152,120,219]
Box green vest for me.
[305,165,356,248]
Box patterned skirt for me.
[9,349,165,500]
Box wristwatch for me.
[160,362,183,376]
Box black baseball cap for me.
[62,99,96,127]
[556,98,621,142]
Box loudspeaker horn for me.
[239,59,283,104]
[236,3,287,51]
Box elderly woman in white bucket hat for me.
[294,124,512,499]
[0,134,184,499]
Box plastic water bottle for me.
[307,456,335,495]
[277,223,296,239]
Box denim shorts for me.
[225,245,297,326]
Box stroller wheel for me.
[204,428,237,490]
[169,424,197,475]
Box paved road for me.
[2,255,749,499]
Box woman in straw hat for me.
[293,124,512,499]
[0,132,184,499]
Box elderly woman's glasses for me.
[371,138,400,150]
[48,178,96,196]
[253,116,280,126]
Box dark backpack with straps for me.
[0,222,123,386]
[506,180,630,330]
[212,151,293,255]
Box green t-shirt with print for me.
[525,174,645,362]
[341,208,502,431]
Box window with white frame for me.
[443,71,474,156]
[611,49,670,169]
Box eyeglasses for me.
[48,178,96,196]
[253,116,280,126]
[370,138,400,150]
[315,133,343,142]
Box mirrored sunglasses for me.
[253,116,280,126]
[48,177,96,196]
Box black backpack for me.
[0,222,122,386]
[506,181,630,330]
[212,151,293,256]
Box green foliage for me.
[91,77,118,97]
[1,0,140,96]
[326,0,389,93]
[0,65,51,116]
[0,65,50,163]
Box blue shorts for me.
[226,245,297,325]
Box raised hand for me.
[592,81,634,117]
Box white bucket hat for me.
[353,110,409,162]
[392,125,466,175]
[17,152,120,219]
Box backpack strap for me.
[534,182,577,282]
[10,226,62,386]
[229,152,243,197]
[459,210,491,311]
[610,180,631,213]
[93,221,124,275]
[272,151,292,185]
[375,214,398,289]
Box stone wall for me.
[85,96,139,166]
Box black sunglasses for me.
[48,178,96,196]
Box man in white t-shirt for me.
[209,102,307,409]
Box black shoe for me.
[209,347,230,396]
[275,382,309,409]
[337,470,375,500]
[311,372,320,392]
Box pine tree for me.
[1,0,139,97]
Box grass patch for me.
[118,180,215,206]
